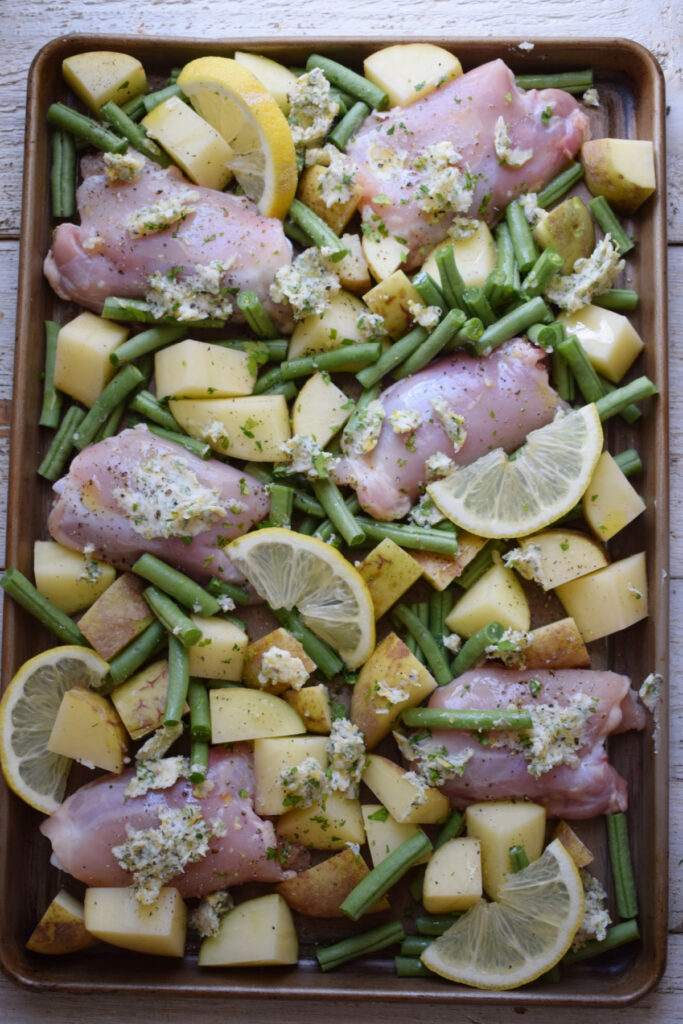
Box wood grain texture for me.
[0,1,681,1020]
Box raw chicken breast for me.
[335,339,564,520]
[346,59,589,268]
[48,427,269,582]
[420,667,646,818]
[44,155,293,328]
[40,747,306,897]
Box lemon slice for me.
[0,646,109,814]
[177,56,298,219]
[228,528,375,669]
[422,839,584,989]
[427,405,603,539]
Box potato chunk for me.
[362,754,449,824]
[411,532,487,591]
[210,688,306,743]
[142,96,234,190]
[364,44,462,107]
[363,270,423,339]
[297,164,362,234]
[512,528,608,591]
[291,371,354,447]
[155,339,255,400]
[558,304,644,383]
[276,847,389,916]
[47,687,128,773]
[54,312,129,408]
[198,894,297,966]
[84,887,186,957]
[170,394,291,461]
[422,838,482,913]
[445,562,530,637]
[582,451,646,541]
[422,223,497,289]
[26,889,99,954]
[287,290,367,360]
[234,51,298,113]
[284,684,333,734]
[253,735,329,815]
[78,572,154,660]
[243,627,314,694]
[581,138,656,214]
[555,552,648,642]
[62,51,147,113]
[356,538,422,619]
[465,801,546,899]
[362,804,431,867]
[110,659,174,739]
[187,616,248,680]
[276,794,365,849]
[33,540,115,614]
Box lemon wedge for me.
[177,56,298,218]
[421,839,584,989]
[427,405,603,538]
[0,646,109,814]
[228,528,375,669]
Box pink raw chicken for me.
[44,155,293,329]
[346,59,589,268]
[335,339,564,520]
[40,747,307,897]
[422,667,647,818]
[48,427,269,582]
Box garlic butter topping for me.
[288,68,340,148]
[146,260,234,322]
[544,235,624,312]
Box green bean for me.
[452,621,504,677]
[206,579,250,606]
[109,325,186,366]
[521,248,563,297]
[527,321,566,350]
[133,554,220,617]
[594,376,658,421]
[329,100,371,149]
[592,288,639,312]
[435,245,466,309]
[495,222,517,290]
[341,831,432,921]
[472,296,551,356]
[412,271,449,315]
[287,199,348,260]
[47,102,127,153]
[283,216,315,247]
[536,161,585,209]
[164,634,191,726]
[236,291,280,340]
[315,495,361,544]
[515,70,593,94]
[273,607,344,680]
[606,812,638,919]
[392,605,452,685]
[402,707,533,730]
[484,269,510,311]
[37,405,86,481]
[356,326,428,388]
[434,810,464,850]
[217,338,288,362]
[416,914,462,936]
[107,620,167,686]
[595,375,641,424]
[394,956,433,977]
[400,936,431,956]
[0,568,87,646]
[588,196,635,255]
[317,921,405,971]
[342,384,381,446]
[73,365,144,450]
[39,321,64,428]
[263,380,298,400]
[444,316,483,351]
[143,83,185,113]
[51,131,76,218]
[614,448,643,476]
[306,54,388,110]
[102,296,227,329]
[394,309,466,377]
[456,539,505,590]
[188,740,209,783]
[557,334,605,404]
[127,389,177,430]
[188,680,211,742]
[505,199,539,273]
[551,349,575,403]
[462,286,495,325]
[561,919,640,965]
[121,93,148,121]
[144,586,203,648]
[95,399,127,441]
[509,845,530,872]
[312,479,366,546]
[281,342,381,379]
[269,483,294,529]
[99,100,170,166]
[355,516,459,555]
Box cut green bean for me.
[128,389,178,430]
[51,131,76,218]
[551,349,575,402]
[317,920,405,971]
[144,586,202,648]
[473,296,551,356]
[355,517,459,555]
[129,418,211,459]
[495,221,517,289]
[595,376,657,421]
[109,325,186,366]
[445,316,484,351]
[253,366,284,394]
[283,216,315,247]
[73,365,144,451]
[606,812,638,919]
[392,605,452,685]
[108,619,167,685]
[435,245,466,309]
[536,161,585,209]
[329,100,371,149]
[395,956,433,978]
[401,936,432,956]
[164,634,191,726]
[133,554,220,617]
[461,286,494,325]
[402,707,533,730]
[188,740,209,783]
[39,321,64,428]
[269,483,294,529]
[592,289,639,312]
[287,198,348,259]
[562,919,640,965]
[312,479,366,546]
[452,621,504,677]
[412,271,449,315]
[47,102,127,153]
[456,539,505,590]
[342,385,381,445]
[314,495,361,544]
[218,338,288,362]
[435,810,465,850]
[188,680,211,742]
[102,296,228,329]
[0,568,87,646]
[306,54,388,110]
[595,375,642,424]
[99,100,170,166]
[557,334,605,404]
[273,607,344,679]
[416,914,462,936]
[95,399,127,441]
[143,83,185,113]
[206,579,250,606]
[509,845,530,872]
[522,248,563,297]
[614,448,643,476]
[341,831,432,921]
[484,268,510,311]
[589,195,635,255]
[121,93,148,121]
[506,199,539,273]
[356,326,428,388]
[236,291,280,340]
[394,309,466,378]
[281,342,381,380]
[527,321,565,350]
[37,405,86,481]
[515,70,593,94]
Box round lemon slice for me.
[177,56,298,219]
[0,646,109,814]
[427,404,603,538]
[422,839,584,989]
[228,528,375,669]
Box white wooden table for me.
[0,2,681,1021]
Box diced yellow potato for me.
[62,51,148,113]
[581,138,656,214]
[187,616,247,681]
[198,893,297,966]
[422,838,482,913]
[54,312,129,408]
[357,538,423,619]
[234,51,298,113]
[522,618,590,671]
[277,793,365,850]
[362,232,409,282]
[276,847,389,916]
[111,659,177,740]
[422,224,497,289]
[291,371,354,446]
[351,633,437,749]
[47,687,128,773]
[364,44,462,107]
[445,562,530,638]
[297,164,362,234]
[243,627,314,694]
[336,234,372,294]
[169,394,291,461]
[33,540,115,615]
[513,528,608,591]
[287,290,367,360]
[253,735,329,814]
[555,552,648,642]
[210,688,306,743]
[26,889,99,954]
[411,532,487,591]
[142,96,233,190]
[155,339,255,400]
[558,305,644,383]
[532,196,595,274]
[362,753,449,824]
[582,451,646,541]
[284,684,332,734]
[363,270,423,339]
[78,572,154,661]
[362,804,431,867]
[465,801,546,899]
[84,887,186,957]
[552,820,594,869]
